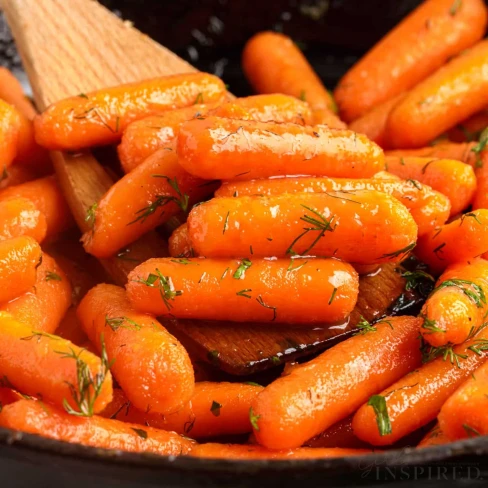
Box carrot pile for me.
[2,0,488,462]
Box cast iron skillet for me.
[1,0,488,485]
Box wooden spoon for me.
[3,0,407,375]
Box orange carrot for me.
[0,176,74,238]
[0,400,194,455]
[472,146,488,210]
[0,197,47,243]
[305,417,370,449]
[0,252,72,333]
[417,424,451,448]
[187,192,417,264]
[335,0,488,122]
[191,444,372,459]
[169,223,194,258]
[251,316,422,449]
[415,210,488,273]
[0,99,21,169]
[352,324,488,446]
[242,31,338,115]
[177,116,384,180]
[438,359,488,439]
[447,109,488,142]
[386,40,488,148]
[385,157,476,215]
[419,259,488,347]
[0,236,41,304]
[103,381,263,439]
[118,103,219,173]
[0,68,37,120]
[78,284,194,414]
[127,257,359,324]
[386,141,478,166]
[216,174,451,236]
[0,312,112,414]
[34,73,227,150]
[0,387,23,407]
[0,165,41,191]
[81,148,214,258]
[55,308,88,346]
[311,108,347,129]
[348,94,405,148]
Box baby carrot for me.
[447,109,488,142]
[0,312,112,414]
[191,444,372,459]
[305,417,370,449]
[77,284,194,414]
[0,387,23,407]
[335,0,488,122]
[216,175,451,236]
[472,149,488,210]
[251,316,422,449]
[0,176,74,238]
[0,400,194,456]
[127,257,359,324]
[386,40,488,148]
[0,197,47,243]
[118,103,219,173]
[0,99,21,169]
[0,236,41,304]
[311,108,347,129]
[177,116,384,180]
[417,424,451,448]
[242,31,338,115]
[104,381,263,439]
[0,165,40,191]
[81,148,213,258]
[385,157,476,215]
[187,192,417,264]
[1,252,72,333]
[169,223,194,258]
[0,68,37,120]
[55,308,88,346]
[348,94,405,148]
[351,325,488,446]
[438,360,488,439]
[419,259,488,347]
[415,210,488,273]
[34,73,227,150]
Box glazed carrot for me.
[348,94,405,148]
[78,284,194,414]
[216,174,451,236]
[419,259,488,347]
[169,223,194,258]
[417,424,450,448]
[386,141,478,166]
[34,73,227,150]
[103,381,263,439]
[0,99,21,169]
[1,252,72,333]
[351,325,488,446]
[127,257,359,324]
[385,157,476,215]
[335,0,488,122]
[0,197,47,243]
[191,444,372,459]
[438,360,488,439]
[0,312,112,414]
[177,116,384,180]
[386,40,488,148]
[311,108,347,129]
[447,109,488,142]
[0,176,74,238]
[0,400,194,456]
[0,387,23,407]
[0,236,41,304]
[118,103,219,173]
[0,68,37,120]
[210,94,314,125]
[82,148,213,258]
[0,165,41,191]
[305,417,370,449]
[242,31,338,115]
[415,210,488,273]
[472,149,488,210]
[251,316,422,449]
[187,192,417,264]
[55,308,88,346]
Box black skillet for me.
[0,0,487,485]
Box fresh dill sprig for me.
[133,269,182,311]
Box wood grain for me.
[3,0,407,375]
